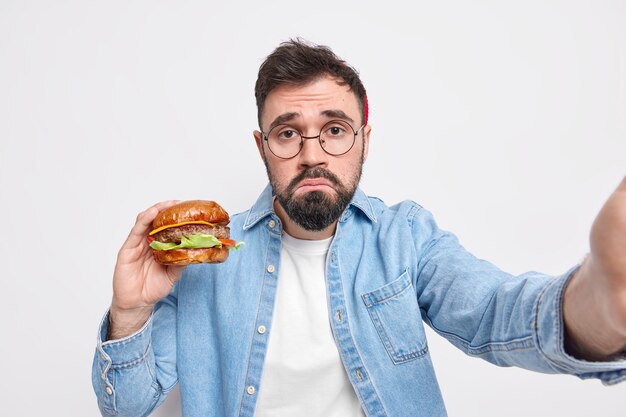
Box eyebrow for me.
[320,109,354,124]
[267,109,356,132]
[268,112,300,131]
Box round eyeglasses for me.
[261,120,365,159]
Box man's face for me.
[254,75,371,232]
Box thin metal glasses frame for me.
[261,120,365,159]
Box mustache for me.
[286,167,343,192]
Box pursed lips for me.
[294,178,335,193]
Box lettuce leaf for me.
[150,234,223,251]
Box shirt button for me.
[257,325,266,334]
[105,386,113,395]
[356,368,364,382]
[336,310,343,322]
[246,385,255,395]
[268,220,276,228]
[267,264,275,273]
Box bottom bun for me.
[152,247,229,265]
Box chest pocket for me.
[361,270,428,364]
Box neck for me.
[273,199,337,240]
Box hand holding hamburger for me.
[108,200,240,340]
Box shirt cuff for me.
[95,310,154,375]
[534,265,626,385]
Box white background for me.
[1,0,625,416]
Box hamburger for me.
[147,200,241,265]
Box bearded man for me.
[92,39,626,417]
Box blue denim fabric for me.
[92,185,626,417]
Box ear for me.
[362,124,371,162]
[253,130,265,160]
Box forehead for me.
[262,76,359,127]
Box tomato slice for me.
[219,238,237,247]
[146,235,155,243]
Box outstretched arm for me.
[564,176,626,360]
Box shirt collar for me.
[343,187,378,224]
[243,183,378,230]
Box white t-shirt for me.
[254,232,365,417]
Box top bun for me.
[152,200,229,229]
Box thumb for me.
[617,176,626,193]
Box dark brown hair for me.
[255,38,367,129]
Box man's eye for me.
[327,126,346,136]
[278,130,297,139]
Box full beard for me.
[264,157,363,232]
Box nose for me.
[297,134,329,168]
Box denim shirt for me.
[93,185,626,417]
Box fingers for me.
[165,265,186,286]
[123,200,180,250]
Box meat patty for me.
[153,224,230,243]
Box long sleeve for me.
[92,290,178,416]
[411,205,626,384]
